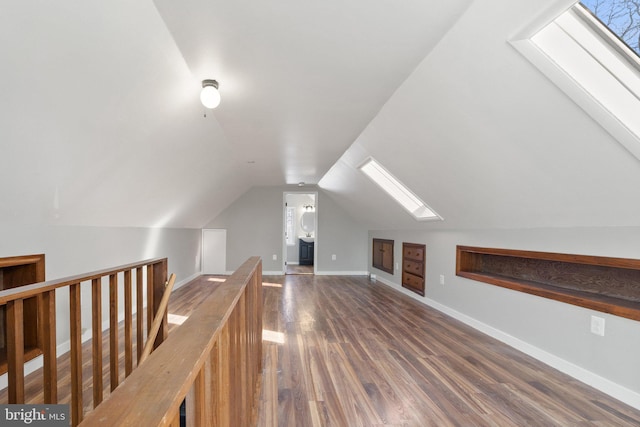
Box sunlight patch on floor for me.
[262,282,282,288]
[262,329,285,344]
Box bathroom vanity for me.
[299,238,314,265]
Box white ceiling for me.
[2,0,640,230]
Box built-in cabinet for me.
[299,239,314,265]
[372,239,394,274]
[0,254,45,374]
[402,243,425,296]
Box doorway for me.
[283,192,317,275]
[202,229,227,274]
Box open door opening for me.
[283,192,317,275]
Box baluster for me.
[41,290,57,403]
[109,273,119,391]
[6,299,25,403]
[124,270,133,376]
[189,354,212,426]
[239,292,248,426]
[146,265,153,335]
[136,267,144,364]
[219,322,231,426]
[69,283,83,425]
[91,278,103,407]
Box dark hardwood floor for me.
[286,264,314,275]
[257,274,640,426]
[2,273,639,426]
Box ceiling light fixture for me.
[200,79,221,109]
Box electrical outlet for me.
[590,315,605,336]
[332,254,336,261]
[439,274,445,285]
[395,262,399,271]
[272,254,277,261]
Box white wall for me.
[368,226,640,408]
[205,185,368,274]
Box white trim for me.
[173,272,200,291]
[283,191,319,275]
[372,275,640,410]
[315,271,369,276]
[261,270,284,276]
[509,5,640,163]
[358,157,442,221]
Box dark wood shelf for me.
[456,246,640,321]
[0,345,42,376]
[0,254,46,374]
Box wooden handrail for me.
[0,258,167,304]
[79,256,263,426]
[0,257,169,427]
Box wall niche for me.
[456,246,640,321]
[0,254,46,374]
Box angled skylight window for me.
[359,157,442,221]
[511,1,640,160]
[580,0,640,56]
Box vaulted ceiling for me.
[2,0,640,230]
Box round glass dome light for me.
[200,79,221,109]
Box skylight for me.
[359,157,442,221]
[512,1,640,161]
[580,0,640,57]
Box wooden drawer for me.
[402,272,425,296]
[403,244,424,261]
[402,242,426,296]
[403,260,424,278]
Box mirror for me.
[300,211,315,234]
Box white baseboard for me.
[372,275,640,411]
[173,272,200,291]
[315,271,369,276]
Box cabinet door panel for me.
[372,239,394,274]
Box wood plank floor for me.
[0,275,225,415]
[286,264,314,275]
[256,274,640,427]
[2,273,640,426]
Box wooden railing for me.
[0,258,169,426]
[80,256,263,426]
